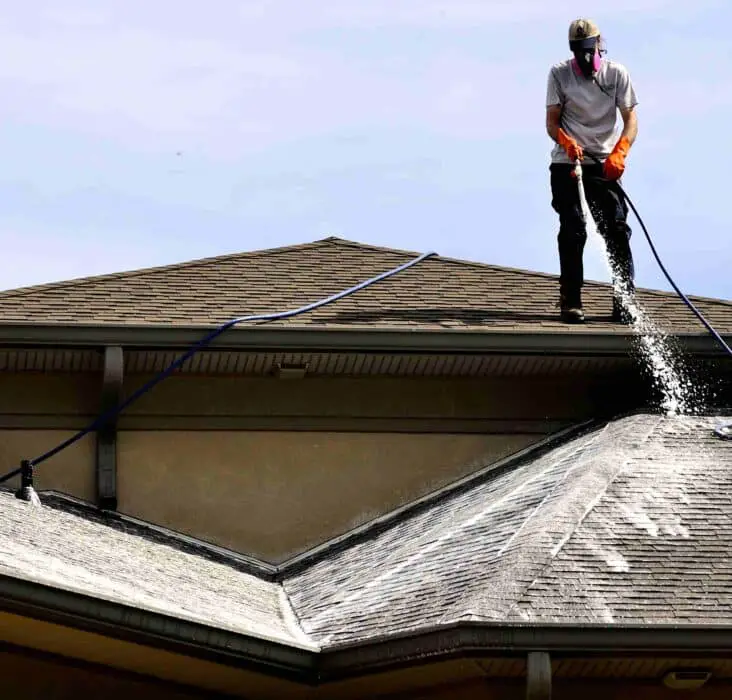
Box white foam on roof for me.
[0,492,318,650]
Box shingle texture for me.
[0,492,315,649]
[283,414,732,645]
[0,237,729,334]
[1,413,731,651]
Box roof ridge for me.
[1,233,729,308]
[0,237,343,299]
[319,236,423,258]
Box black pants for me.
[550,163,635,306]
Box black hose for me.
[580,152,732,357]
[579,152,731,438]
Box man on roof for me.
[545,18,639,324]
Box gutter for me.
[0,574,316,682]
[318,621,732,681]
[4,573,732,686]
[0,322,729,358]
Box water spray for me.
[574,156,731,428]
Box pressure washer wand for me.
[573,159,583,181]
[573,159,588,224]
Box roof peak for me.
[0,236,337,298]
[4,234,728,303]
[0,236,729,333]
[0,236,432,298]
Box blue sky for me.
[0,0,730,301]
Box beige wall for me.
[0,372,622,425]
[0,428,95,499]
[116,430,534,561]
[119,374,606,423]
[0,372,98,416]
[0,371,629,561]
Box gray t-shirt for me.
[546,58,638,164]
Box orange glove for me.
[557,128,583,162]
[604,135,631,180]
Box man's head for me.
[568,18,602,78]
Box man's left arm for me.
[619,106,638,147]
[604,67,639,180]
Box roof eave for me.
[319,621,732,681]
[4,572,732,687]
[0,573,317,683]
[0,322,728,358]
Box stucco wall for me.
[0,372,98,416]
[119,374,604,424]
[0,371,633,561]
[116,430,533,561]
[0,429,95,500]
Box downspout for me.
[96,345,123,510]
[526,651,551,700]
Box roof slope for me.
[283,413,732,645]
[0,237,729,335]
[0,491,315,650]
[1,412,731,654]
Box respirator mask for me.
[568,18,603,78]
[570,37,601,78]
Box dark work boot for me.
[560,292,585,324]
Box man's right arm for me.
[546,104,562,143]
[546,99,583,161]
[545,68,564,144]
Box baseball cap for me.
[568,18,600,49]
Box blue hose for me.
[0,250,436,485]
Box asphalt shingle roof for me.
[284,413,732,645]
[1,412,731,651]
[0,492,314,650]
[0,237,729,334]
